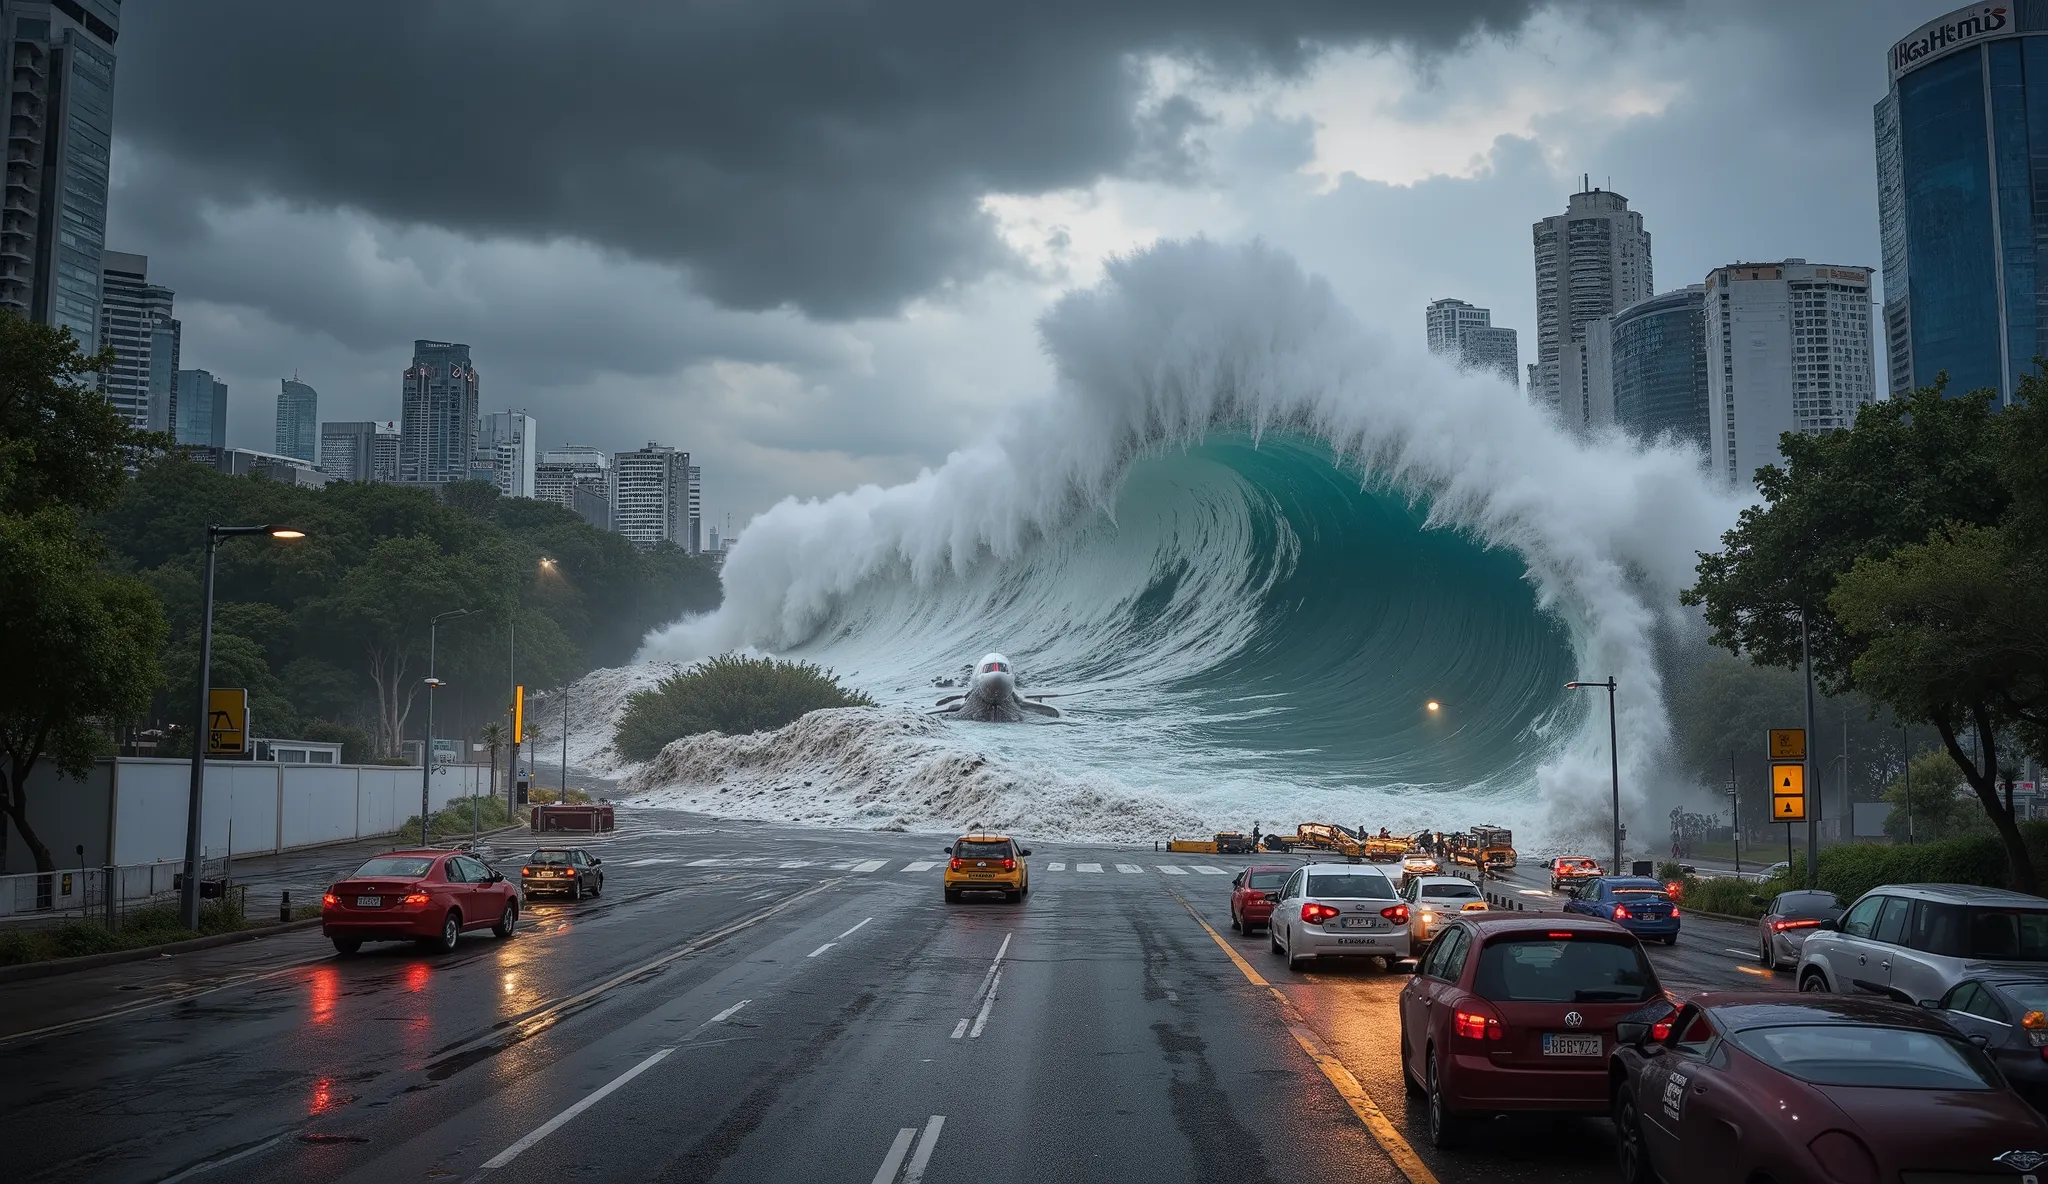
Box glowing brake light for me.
[322,893,338,907]
[1381,904,1409,924]
[1547,932,1574,939]
[1002,858,1016,871]
[402,892,431,906]
[2025,1011,2048,1047]
[1302,902,1340,924]
[1772,918,1820,932]
[1453,1005,1504,1042]
[1650,1017,1674,1041]
[1669,906,1680,918]
[1612,904,1632,919]
[949,858,964,871]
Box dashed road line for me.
[837,917,874,940]
[1157,865,1188,875]
[968,972,1001,1038]
[157,1135,286,1183]
[1077,863,1103,873]
[851,859,887,873]
[1116,864,1143,874]
[870,1127,917,1184]
[709,1000,750,1024]
[1046,862,1066,871]
[479,1047,675,1169]
[902,861,939,872]
[902,1115,946,1183]
[948,1018,969,1040]
[1192,865,1229,874]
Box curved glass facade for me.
[1611,287,1708,452]
[1881,5,2048,402]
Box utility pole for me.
[1800,606,1818,888]
[1902,723,1914,844]
[1728,748,1740,874]
[507,617,518,821]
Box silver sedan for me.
[1268,864,1412,972]
[1756,888,1842,970]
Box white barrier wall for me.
[6,758,499,870]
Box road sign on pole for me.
[1771,763,1806,822]
[1769,728,1807,761]
[513,684,525,744]
[206,687,249,757]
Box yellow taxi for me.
[943,832,1031,903]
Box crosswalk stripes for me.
[1077,863,1103,873]
[661,855,1261,876]
[1192,866,1228,874]
[902,861,940,872]
[1046,862,1066,871]
[850,859,887,873]
[1156,866,1188,875]
[1116,864,1143,874]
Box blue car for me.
[1560,876,1680,945]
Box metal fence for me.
[0,857,235,928]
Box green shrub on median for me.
[399,793,515,841]
[1676,821,2048,920]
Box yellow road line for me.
[1177,897,1440,1184]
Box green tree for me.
[614,655,875,761]
[0,311,142,515]
[1878,748,1988,842]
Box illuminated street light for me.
[1425,700,1441,713]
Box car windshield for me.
[1561,859,1596,869]
[1777,891,1842,919]
[1472,935,1658,1003]
[955,840,1011,859]
[1421,882,1480,900]
[1247,872,1286,890]
[528,851,573,864]
[353,856,434,878]
[1306,874,1394,900]
[1730,1024,1998,1090]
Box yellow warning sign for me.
[1769,728,1807,761]
[207,687,249,756]
[1770,762,1806,822]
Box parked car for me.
[1756,888,1843,970]
[1398,914,1666,1148]
[322,849,519,955]
[1398,853,1442,887]
[1561,876,1681,945]
[1401,874,1487,955]
[1610,992,2048,1184]
[1938,975,2048,1106]
[520,847,605,900]
[1795,884,2048,1003]
[1228,864,1291,933]
[1549,856,1602,892]
[1269,862,1409,971]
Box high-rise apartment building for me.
[399,340,479,485]
[1704,260,1877,488]
[1610,285,1710,453]
[319,420,400,483]
[536,445,612,529]
[1424,297,1519,387]
[1559,316,1615,432]
[275,379,317,463]
[0,1,118,351]
[174,369,227,450]
[611,443,694,548]
[478,410,538,498]
[1532,183,1652,414]
[97,251,177,431]
[1876,3,2048,402]
[686,463,702,553]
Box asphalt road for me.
[0,815,1784,1183]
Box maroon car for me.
[322,849,519,955]
[1398,914,1666,1148]
[1229,864,1291,933]
[1612,992,2048,1184]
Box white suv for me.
[1795,882,2048,1004]
[1269,862,1411,971]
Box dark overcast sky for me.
[107,0,1953,528]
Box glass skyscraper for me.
[1610,285,1709,453]
[275,379,318,463]
[1878,2,2048,403]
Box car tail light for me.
[2025,1010,2048,1047]
[1650,1017,1674,1041]
[1773,918,1820,932]
[402,892,430,906]
[1547,932,1575,939]
[1612,904,1631,919]
[1669,906,1680,918]
[1462,902,1487,911]
[322,893,338,907]
[1453,1002,1504,1042]
[949,858,963,871]
[1807,1130,1878,1184]
[1381,904,1409,924]
[1002,858,1015,870]
[1301,902,1340,924]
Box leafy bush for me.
[1657,861,1686,883]
[401,793,514,840]
[529,788,592,805]
[614,655,875,760]
[1681,876,1770,919]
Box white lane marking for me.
[687,857,725,866]
[479,1047,674,1169]
[779,859,815,868]
[949,1018,970,1040]
[1722,948,1756,958]
[1192,865,1228,875]
[1157,865,1189,875]
[838,916,875,940]
[1046,861,1066,871]
[830,860,857,870]
[968,970,1001,1038]
[1077,863,1103,873]
[625,857,679,867]
[851,859,887,873]
[871,1127,917,1184]
[808,943,837,958]
[971,932,1013,1004]
[710,1000,750,1024]
[902,1115,946,1184]
[902,861,939,872]
[157,1135,285,1182]
[1116,864,1143,874]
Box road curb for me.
[0,917,322,984]
[1682,908,1760,926]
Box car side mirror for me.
[1968,1033,1992,1049]
[944,846,953,854]
[1919,998,1942,1010]
[1817,919,1838,931]
[1263,892,1280,903]
[488,872,504,883]
[1020,848,1032,857]
[1616,1021,1649,1047]
[590,858,602,866]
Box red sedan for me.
[1229,864,1292,933]
[1398,914,1667,1148]
[322,849,519,955]
[1612,992,2048,1184]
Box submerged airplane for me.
[931,653,1063,721]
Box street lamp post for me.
[181,524,305,930]
[1566,678,1621,873]
[561,682,571,796]
[420,608,473,846]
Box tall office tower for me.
[319,420,398,482]
[478,409,538,498]
[0,1,118,350]
[399,340,479,484]
[174,368,227,450]
[1704,260,1877,488]
[1559,315,1615,432]
[275,379,317,463]
[97,251,177,430]
[147,308,180,433]
[535,445,612,529]
[686,462,702,553]
[370,420,401,482]
[1610,285,1710,453]
[1876,4,2048,402]
[1424,297,1520,386]
[1532,182,1653,414]
[611,443,691,547]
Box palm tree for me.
[478,721,507,843]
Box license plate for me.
[969,873,995,879]
[1339,916,1379,929]
[1543,1034,1602,1057]
[354,896,381,908]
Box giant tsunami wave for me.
[630,239,1748,845]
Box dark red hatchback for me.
[322,849,519,955]
[1398,914,1666,1148]
[1229,864,1292,933]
